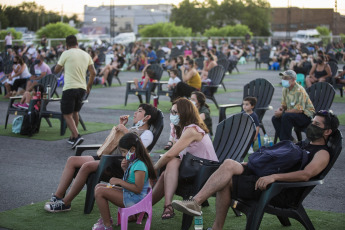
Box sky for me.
[1,0,344,17]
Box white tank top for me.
[20,65,31,79]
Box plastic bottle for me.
[194,211,203,230]
[264,134,269,147]
[36,86,41,99]
[46,84,51,99]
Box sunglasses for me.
[318,110,333,116]
[170,109,178,115]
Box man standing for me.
[54,35,96,148]
[4,32,13,51]
[272,70,315,141]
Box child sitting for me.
[92,133,156,230]
[167,69,181,90]
[12,84,44,110]
[242,96,260,152]
[134,64,155,89]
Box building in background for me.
[271,7,345,37]
[83,4,172,37]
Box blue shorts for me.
[123,188,147,207]
[138,81,149,89]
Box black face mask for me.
[317,59,323,64]
[34,59,41,65]
[306,124,325,141]
[13,61,18,64]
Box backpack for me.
[12,116,23,134]
[20,110,40,136]
[247,140,309,177]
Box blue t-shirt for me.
[126,160,148,184]
[242,111,260,127]
[147,50,157,64]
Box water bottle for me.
[264,134,269,147]
[36,86,41,99]
[194,211,203,230]
[269,137,274,147]
[46,85,51,99]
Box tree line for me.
[0,1,80,32]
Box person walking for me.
[54,35,96,148]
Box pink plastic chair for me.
[116,187,152,230]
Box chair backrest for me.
[307,82,335,112]
[328,61,338,77]
[195,58,204,70]
[243,78,275,122]
[208,65,225,85]
[213,113,256,162]
[259,49,270,63]
[147,64,164,81]
[38,74,58,98]
[217,59,230,74]
[317,129,343,180]
[170,47,181,58]
[156,49,165,60]
[217,52,227,60]
[146,110,164,152]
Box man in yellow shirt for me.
[272,70,315,141]
[55,35,96,148]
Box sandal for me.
[164,141,173,150]
[161,204,175,220]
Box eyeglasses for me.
[170,109,178,115]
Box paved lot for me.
[0,61,344,214]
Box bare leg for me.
[152,171,165,205]
[55,156,96,198]
[63,113,78,138]
[212,183,232,230]
[193,159,244,205]
[134,78,139,88]
[23,91,31,103]
[4,83,11,97]
[73,111,79,128]
[163,158,181,207]
[103,68,110,84]
[63,160,100,205]
[95,184,125,227]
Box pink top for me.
[179,124,218,162]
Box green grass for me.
[337,114,345,126]
[0,191,344,230]
[333,94,345,103]
[215,88,241,95]
[101,100,241,117]
[0,119,113,141]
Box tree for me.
[316,26,331,36]
[0,28,22,40]
[36,22,78,39]
[139,22,192,37]
[204,25,252,37]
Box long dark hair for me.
[119,133,156,180]
[172,97,209,138]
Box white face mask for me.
[126,150,136,161]
[134,116,146,129]
[170,114,180,126]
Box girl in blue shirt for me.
[92,133,156,230]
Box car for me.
[292,29,321,44]
[113,32,136,45]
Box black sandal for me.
[164,141,173,150]
[161,204,175,220]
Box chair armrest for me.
[75,144,102,156]
[10,96,23,100]
[219,104,242,123]
[255,106,272,112]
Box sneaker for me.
[47,194,62,204]
[92,224,113,230]
[18,103,29,109]
[67,137,74,145]
[248,146,254,154]
[92,218,113,229]
[12,103,20,108]
[172,198,201,216]
[71,134,84,149]
[44,200,71,213]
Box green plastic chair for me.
[296,73,305,87]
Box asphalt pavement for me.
[0,61,344,215]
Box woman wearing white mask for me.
[153,98,218,220]
[44,104,158,213]
[172,59,202,101]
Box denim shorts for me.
[123,189,147,207]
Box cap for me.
[302,53,308,57]
[279,70,296,79]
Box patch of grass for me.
[0,119,112,141]
[91,83,122,89]
[333,94,345,103]
[0,191,344,230]
[274,84,283,88]
[216,88,242,95]
[101,100,241,117]
[223,78,237,82]
[338,114,345,126]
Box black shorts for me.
[61,88,86,114]
[232,165,301,208]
